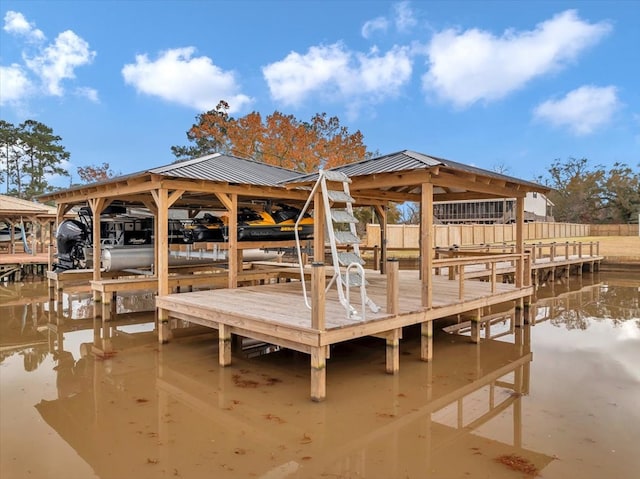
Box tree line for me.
[0,120,70,200]
[1,108,637,225]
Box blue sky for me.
[1,0,638,187]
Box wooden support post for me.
[421,182,433,309]
[311,346,327,402]
[313,190,325,263]
[470,308,481,344]
[385,329,401,374]
[101,292,112,321]
[374,205,387,274]
[515,305,524,327]
[386,258,399,315]
[89,198,105,307]
[310,264,328,393]
[219,323,232,366]
[515,196,524,288]
[311,262,326,330]
[373,246,379,272]
[48,276,55,302]
[420,320,433,362]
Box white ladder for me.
[295,170,379,320]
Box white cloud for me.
[533,85,620,135]
[0,64,33,106]
[122,47,252,113]
[76,86,99,103]
[262,43,412,114]
[1,11,96,106]
[25,30,96,96]
[394,1,417,32]
[3,10,45,42]
[422,10,612,107]
[362,17,388,39]
[362,1,416,38]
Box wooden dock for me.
[154,245,602,401]
[156,259,533,401]
[0,252,50,281]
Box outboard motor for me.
[53,219,89,271]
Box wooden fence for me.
[364,222,638,248]
[589,224,639,236]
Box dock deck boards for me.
[156,268,532,402]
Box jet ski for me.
[236,204,313,241]
[183,213,225,242]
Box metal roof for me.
[285,149,546,190]
[148,153,300,186]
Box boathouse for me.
[39,150,557,400]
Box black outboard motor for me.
[53,219,89,271]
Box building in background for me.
[433,192,554,224]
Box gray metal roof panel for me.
[148,153,300,186]
[284,149,546,191]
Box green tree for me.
[600,162,640,223]
[172,100,368,172]
[0,120,21,192]
[540,158,604,223]
[19,120,71,199]
[540,157,639,224]
[0,120,70,199]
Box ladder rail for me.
[294,169,379,320]
[294,177,323,310]
[345,262,367,321]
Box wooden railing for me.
[525,241,600,262]
[432,253,530,300]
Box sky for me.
[1,0,639,187]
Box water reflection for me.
[1,272,639,479]
[528,272,640,330]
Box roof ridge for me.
[149,152,222,174]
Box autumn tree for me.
[172,101,368,172]
[0,120,70,199]
[77,162,118,183]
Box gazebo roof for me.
[0,194,57,218]
[37,149,549,209]
[286,150,549,203]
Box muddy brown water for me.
[1,271,639,479]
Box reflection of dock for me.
[34,324,554,478]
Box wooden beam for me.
[350,169,433,190]
[215,192,233,211]
[433,171,527,198]
[167,189,185,208]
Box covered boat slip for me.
[37,150,550,400]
